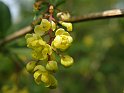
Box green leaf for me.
[0,1,11,38]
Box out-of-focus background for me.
[0,0,124,93]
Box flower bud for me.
[48,75,58,89]
[25,34,32,39]
[33,70,42,84]
[34,65,47,73]
[59,21,72,31]
[26,61,37,73]
[41,73,50,84]
[57,12,70,20]
[46,61,58,72]
[61,55,74,67]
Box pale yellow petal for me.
[55,28,65,36]
[51,21,56,31]
[59,21,72,31]
[34,25,45,36]
[40,19,51,31]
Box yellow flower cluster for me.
[52,28,73,50]
[26,61,58,88]
[25,18,74,89]
[25,33,52,60]
[34,19,56,36]
[34,64,58,88]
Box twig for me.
[0,26,33,46]
[0,9,124,46]
[66,9,124,23]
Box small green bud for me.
[46,61,58,73]
[26,61,37,73]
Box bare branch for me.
[0,26,33,46]
[66,9,124,23]
[0,9,124,46]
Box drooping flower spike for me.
[25,8,74,89]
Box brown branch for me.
[66,9,124,23]
[0,26,33,46]
[0,9,124,46]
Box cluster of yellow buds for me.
[26,61,58,88]
[25,13,74,88]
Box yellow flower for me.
[52,28,73,50]
[34,19,51,36]
[44,74,58,89]
[34,65,47,73]
[61,55,74,67]
[34,25,45,36]
[57,12,70,20]
[25,33,44,49]
[40,19,51,31]
[33,70,42,84]
[25,33,52,60]
[32,44,52,60]
[41,73,50,84]
[40,73,57,89]
[59,21,72,31]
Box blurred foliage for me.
[0,1,11,39]
[0,0,124,93]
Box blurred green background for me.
[0,0,124,93]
